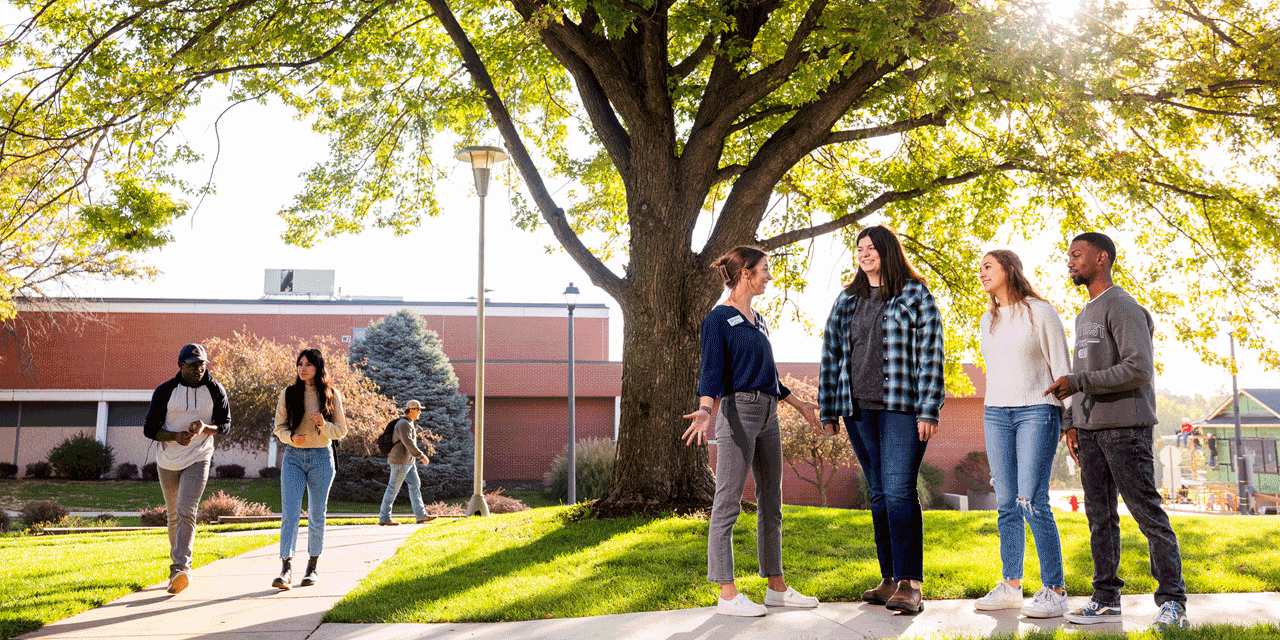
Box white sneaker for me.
[1022,587,1068,618]
[764,586,819,608]
[717,593,767,617]
[974,581,1023,611]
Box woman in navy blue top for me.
[682,245,824,617]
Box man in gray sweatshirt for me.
[1045,232,1187,630]
[378,399,437,525]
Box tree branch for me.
[671,30,716,79]
[821,110,949,146]
[425,0,623,296]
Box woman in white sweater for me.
[974,250,1071,618]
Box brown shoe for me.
[885,580,924,613]
[378,520,400,526]
[416,515,437,524]
[862,578,897,605]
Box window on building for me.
[12,402,97,426]
[108,402,151,427]
[352,327,367,342]
[1231,438,1279,475]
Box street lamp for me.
[1220,313,1250,515]
[564,282,580,504]
[457,145,508,517]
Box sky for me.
[73,85,1275,403]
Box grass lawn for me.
[326,506,1280,624]
[0,478,557,514]
[0,527,275,640]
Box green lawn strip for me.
[0,479,555,514]
[0,528,276,640]
[325,507,1280,624]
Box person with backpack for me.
[379,399,437,525]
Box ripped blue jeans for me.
[984,404,1065,589]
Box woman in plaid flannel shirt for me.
[818,225,946,613]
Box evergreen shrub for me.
[25,462,52,479]
[21,500,69,527]
[543,438,616,503]
[0,462,17,478]
[258,466,281,479]
[115,462,139,480]
[141,462,159,480]
[215,464,246,479]
[48,433,114,480]
[0,509,10,532]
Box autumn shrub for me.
[258,466,281,479]
[0,509,11,532]
[778,375,858,507]
[198,490,273,524]
[25,461,52,479]
[48,433,114,480]
[139,505,167,526]
[422,501,464,516]
[141,462,159,480]
[21,500,69,527]
[955,450,992,493]
[484,488,529,514]
[0,462,17,478]
[543,438,615,503]
[215,464,246,479]
[114,462,139,480]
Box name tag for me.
[727,315,744,327]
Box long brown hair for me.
[712,245,767,289]
[984,249,1046,328]
[285,348,335,433]
[846,225,925,299]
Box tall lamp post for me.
[457,145,508,517]
[1220,314,1250,515]
[563,283,580,504]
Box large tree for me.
[2,0,1278,510]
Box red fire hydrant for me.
[1069,495,1080,512]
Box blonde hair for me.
[984,249,1046,328]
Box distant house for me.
[1195,388,1280,495]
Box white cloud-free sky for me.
[76,89,1272,402]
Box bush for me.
[25,461,52,479]
[258,466,281,479]
[141,462,158,480]
[114,462,139,480]
[484,488,529,514]
[197,490,273,524]
[543,438,615,503]
[48,433,114,480]
[20,500,69,527]
[955,450,992,493]
[919,460,946,509]
[215,464,246,479]
[329,454,461,504]
[0,462,17,478]
[0,509,11,532]
[139,505,167,526]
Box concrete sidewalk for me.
[17,522,428,640]
[309,592,1280,640]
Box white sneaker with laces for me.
[764,586,819,608]
[1021,587,1068,618]
[974,581,1023,610]
[717,593,767,617]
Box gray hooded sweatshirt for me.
[1063,286,1159,431]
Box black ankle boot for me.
[300,556,319,586]
[272,558,292,590]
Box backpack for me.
[375,418,400,455]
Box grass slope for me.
[0,528,275,640]
[326,506,1280,624]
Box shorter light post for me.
[564,282,579,504]
[1220,314,1250,515]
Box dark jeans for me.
[844,409,927,582]
[1077,426,1186,606]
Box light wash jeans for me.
[380,463,428,522]
[707,390,784,583]
[983,404,1065,588]
[158,458,210,577]
[279,445,335,559]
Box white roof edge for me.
[16,299,610,319]
[1,389,154,402]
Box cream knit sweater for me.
[980,298,1072,408]
[273,385,348,447]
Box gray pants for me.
[707,390,784,583]
[158,459,210,577]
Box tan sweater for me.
[273,385,348,447]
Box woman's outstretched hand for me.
[681,408,712,446]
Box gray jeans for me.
[1078,426,1186,606]
[158,458,210,577]
[707,390,784,584]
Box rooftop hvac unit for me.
[264,269,335,296]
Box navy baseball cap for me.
[179,343,208,364]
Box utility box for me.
[264,269,335,296]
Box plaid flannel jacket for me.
[818,279,946,424]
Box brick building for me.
[1,297,988,505]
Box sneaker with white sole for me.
[1021,587,1068,618]
[974,581,1023,611]
[717,593,767,617]
[1151,601,1189,630]
[764,586,819,608]
[1065,599,1122,624]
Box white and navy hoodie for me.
[143,372,231,471]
